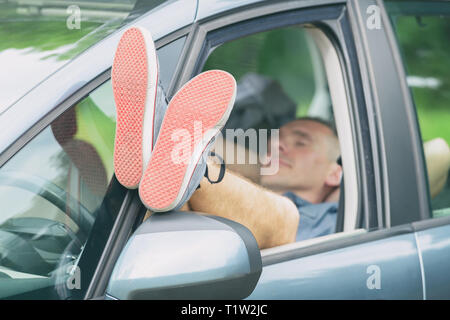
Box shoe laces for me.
[205,151,225,184]
[196,151,226,190]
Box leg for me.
[187,162,299,249]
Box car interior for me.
[201,24,363,254]
[200,22,450,259]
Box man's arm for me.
[187,162,300,249]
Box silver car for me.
[0,0,449,300]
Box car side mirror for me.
[106,211,262,300]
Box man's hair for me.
[293,116,340,162]
[294,116,337,137]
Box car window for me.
[386,1,450,218]
[202,25,344,242]
[0,78,119,299]
[0,37,186,299]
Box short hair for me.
[294,116,337,138]
[293,117,340,162]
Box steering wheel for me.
[0,171,95,240]
[0,171,97,298]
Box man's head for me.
[260,117,342,203]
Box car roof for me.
[0,0,171,113]
[196,0,264,21]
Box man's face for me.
[260,119,339,194]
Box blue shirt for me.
[283,192,338,241]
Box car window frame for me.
[351,0,431,228]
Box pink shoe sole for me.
[139,70,236,211]
[112,27,158,189]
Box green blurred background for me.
[392,13,450,145]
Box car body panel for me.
[0,0,196,160]
[248,233,423,299]
[415,224,450,299]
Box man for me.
[183,117,342,249]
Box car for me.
[0,0,449,300]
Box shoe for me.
[139,70,236,212]
[112,26,164,189]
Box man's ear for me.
[325,163,342,187]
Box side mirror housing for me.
[106,211,262,299]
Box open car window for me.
[201,25,350,244]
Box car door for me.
[169,0,425,299]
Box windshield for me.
[0,0,166,112]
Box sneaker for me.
[112,26,164,189]
[139,70,237,212]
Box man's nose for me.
[278,137,288,154]
[268,136,287,156]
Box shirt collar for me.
[283,191,311,207]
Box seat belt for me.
[335,156,345,233]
